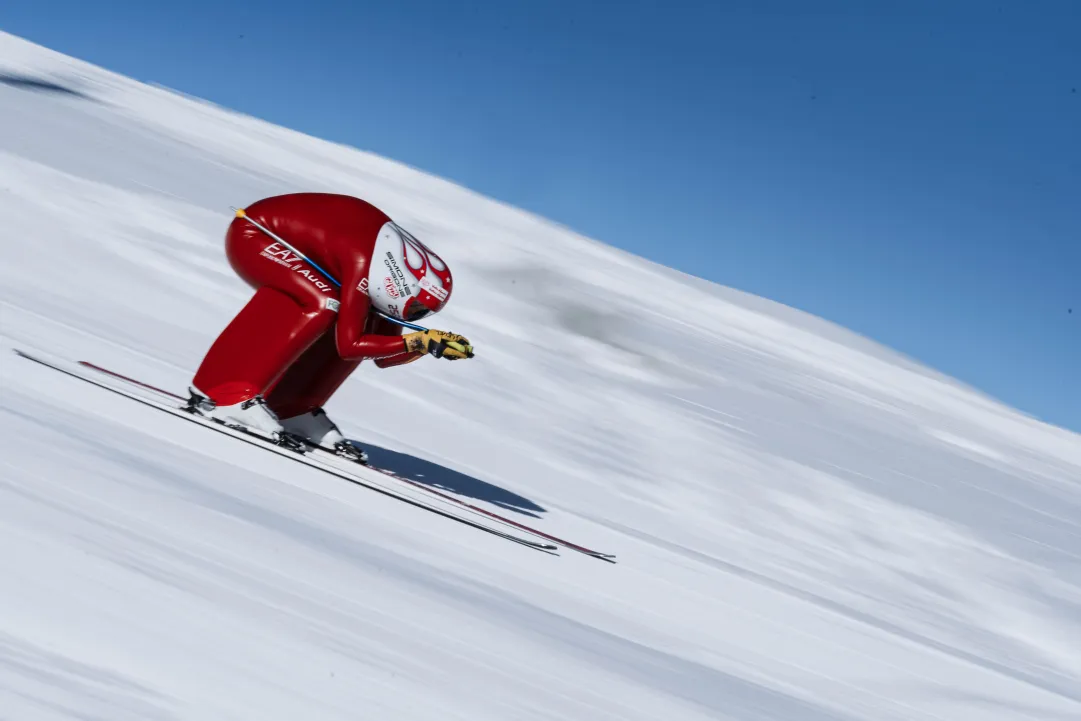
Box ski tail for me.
[78,361,185,401]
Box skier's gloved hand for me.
[403,329,475,360]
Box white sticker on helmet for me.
[419,274,448,302]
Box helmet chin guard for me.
[365,222,452,321]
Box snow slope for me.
[2,31,1080,720]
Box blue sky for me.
[4,0,1079,430]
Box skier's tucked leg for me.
[190,214,338,439]
[265,315,421,461]
[266,331,360,420]
[193,287,334,405]
[265,330,363,458]
[191,286,334,439]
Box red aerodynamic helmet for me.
[365,221,453,322]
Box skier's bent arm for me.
[369,317,423,368]
[336,329,412,361]
[335,316,411,361]
[334,278,411,360]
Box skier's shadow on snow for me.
[350,440,547,518]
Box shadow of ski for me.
[349,439,547,518]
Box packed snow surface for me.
[2,32,1080,720]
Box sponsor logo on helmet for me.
[383,276,400,299]
[384,252,410,299]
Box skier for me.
[188,192,474,462]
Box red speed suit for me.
[192,193,422,420]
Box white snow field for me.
[1,31,1080,721]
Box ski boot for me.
[185,389,305,452]
[280,407,369,465]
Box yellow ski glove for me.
[403,329,475,360]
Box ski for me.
[13,348,560,556]
[75,356,618,563]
